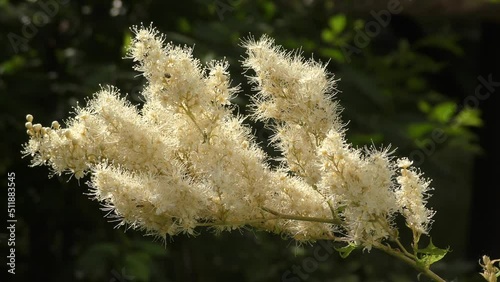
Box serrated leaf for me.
[335,243,357,259]
[415,239,449,268]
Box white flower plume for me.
[22,25,435,247]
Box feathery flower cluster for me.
[22,25,435,248]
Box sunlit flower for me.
[22,25,435,248]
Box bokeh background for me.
[1,0,499,281]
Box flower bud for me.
[51,121,60,129]
[33,123,42,132]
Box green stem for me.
[373,242,446,282]
[393,237,417,260]
[261,207,341,225]
[196,207,341,227]
[309,183,337,220]
[375,218,417,261]
[180,103,207,142]
[196,216,283,227]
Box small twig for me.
[261,206,341,225]
[195,216,283,227]
[180,103,208,142]
[373,242,446,282]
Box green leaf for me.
[329,14,347,34]
[430,102,457,123]
[134,241,168,257]
[335,243,358,259]
[319,48,345,63]
[124,252,152,282]
[262,1,276,19]
[353,19,365,30]
[407,122,435,139]
[0,55,26,75]
[291,245,306,256]
[414,35,464,57]
[350,133,384,146]
[415,239,449,268]
[406,77,426,92]
[454,108,483,127]
[418,100,431,113]
[122,31,133,57]
[81,242,120,259]
[321,29,334,43]
[76,243,120,280]
[338,65,390,110]
[177,17,191,33]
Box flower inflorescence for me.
[22,25,434,249]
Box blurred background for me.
[1,0,499,281]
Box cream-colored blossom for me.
[480,255,500,282]
[317,130,397,247]
[90,163,214,237]
[242,35,342,185]
[395,158,435,235]
[22,25,436,248]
